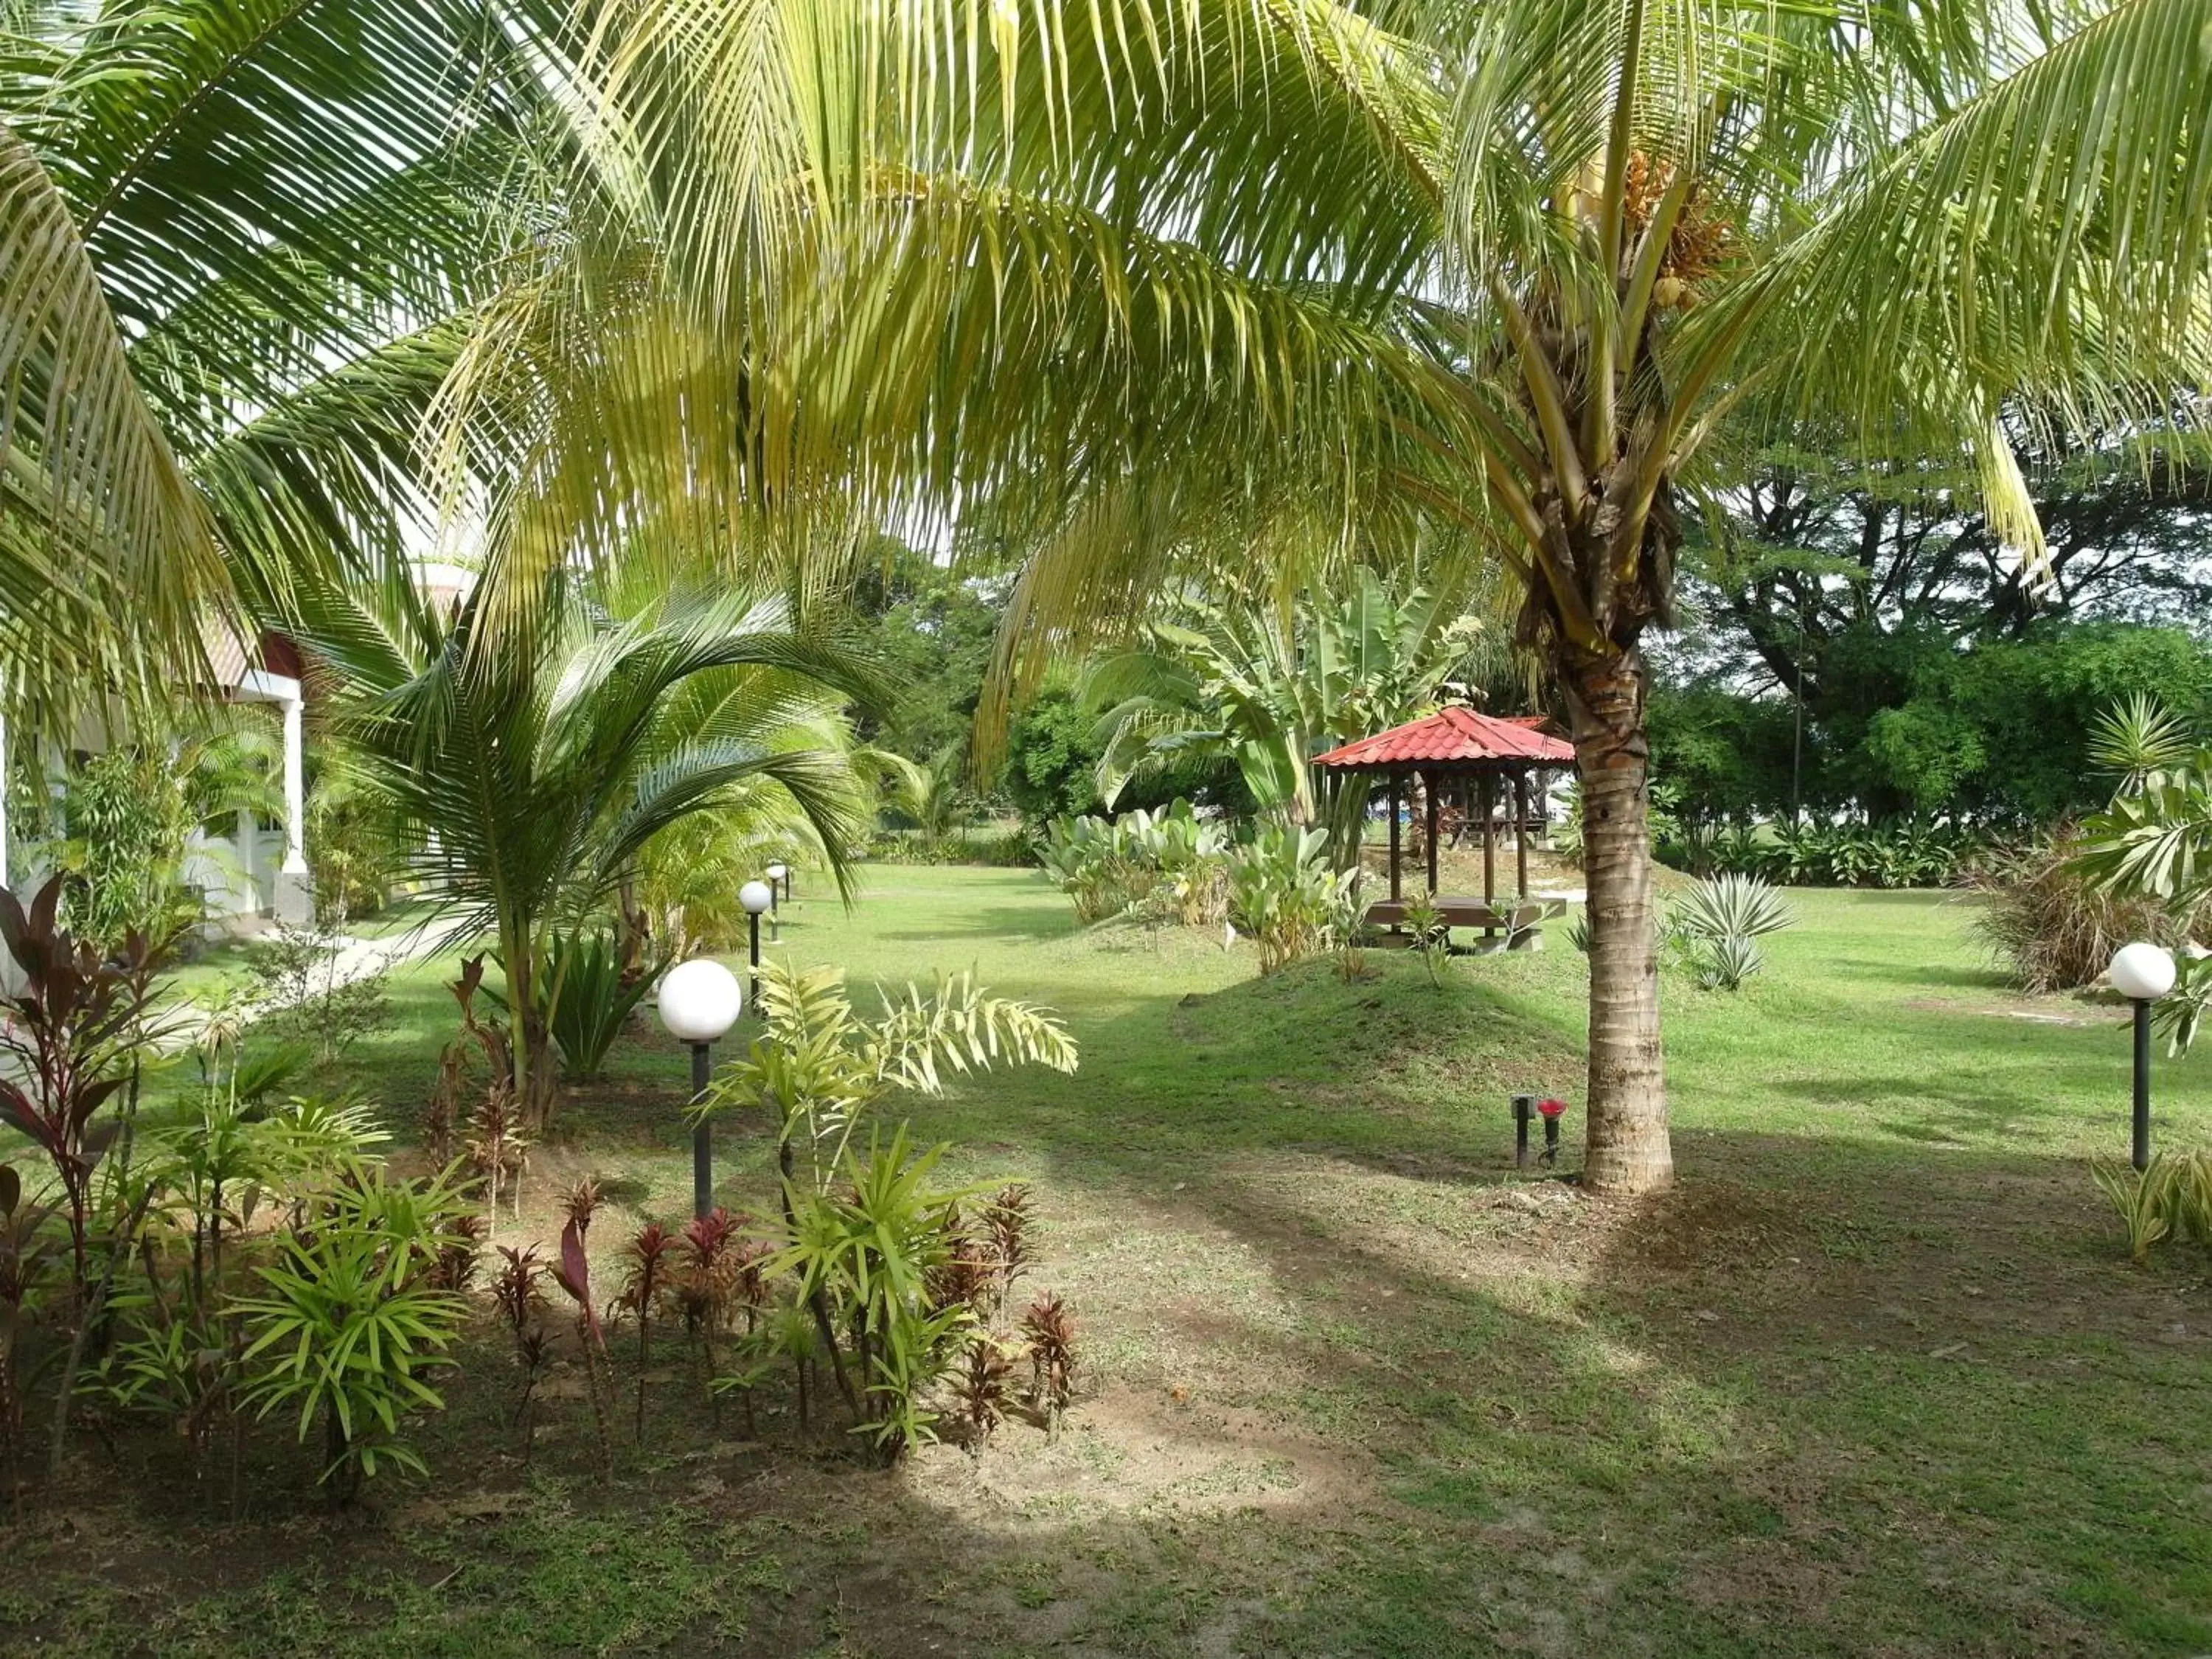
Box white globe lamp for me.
[2110,942,2176,1002]
[2109,942,2175,1172]
[658,959,744,1217]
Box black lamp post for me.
[1511,1094,1533,1169]
[2110,943,2175,1171]
[657,958,743,1218]
[765,862,787,940]
[740,878,774,1006]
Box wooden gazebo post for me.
[1514,771,1531,899]
[1479,773,1496,907]
[1388,773,1402,904]
[1423,769,1440,896]
[1307,706,1575,949]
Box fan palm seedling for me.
[289,567,880,1130]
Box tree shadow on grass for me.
[44,922,2212,1658]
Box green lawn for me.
[15,867,2212,1657]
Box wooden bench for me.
[1363,895,1566,950]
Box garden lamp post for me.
[765,863,788,939]
[2109,942,2176,1172]
[658,958,743,1219]
[740,879,774,1005]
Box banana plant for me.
[1083,569,1496,858]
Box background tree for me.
[1083,567,1503,855]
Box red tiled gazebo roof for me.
[1311,706,1575,770]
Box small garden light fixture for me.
[1537,1096,1568,1166]
[740,878,774,1004]
[658,957,744,1218]
[767,860,790,903]
[2110,942,2176,1171]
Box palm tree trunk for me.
[1560,642,1670,1195]
[502,921,560,1132]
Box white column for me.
[281,697,307,874]
[236,806,257,900]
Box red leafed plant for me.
[1020,1293,1077,1435]
[927,1206,1001,1321]
[948,1335,1015,1448]
[664,1208,740,1412]
[618,1222,678,1439]
[549,1182,613,1475]
[0,1164,57,1515]
[0,876,164,1304]
[985,1185,1033,1312]
[490,1244,552,1450]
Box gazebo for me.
[1312,706,1576,947]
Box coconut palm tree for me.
[470,0,2206,1192]
[290,565,880,1127]
[0,0,564,710]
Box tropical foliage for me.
[1664,874,1795,992]
[13,0,2205,1199]
[289,566,877,1127]
[1082,569,1499,854]
[1225,826,1360,976]
[1681,818,1994,890]
[1037,801,1232,926]
[0,0,563,712]
[696,960,1077,1455]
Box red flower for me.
[1536,1097,1568,1119]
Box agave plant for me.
[1667,875,1794,993]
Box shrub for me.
[57,748,209,951]
[0,874,168,1303]
[485,925,661,1081]
[1683,815,1993,888]
[1402,894,1452,986]
[236,1159,473,1501]
[1972,834,2185,993]
[1037,800,1228,925]
[2093,1152,2212,1262]
[779,1127,974,1459]
[245,919,394,1066]
[1225,824,1357,973]
[1020,1292,1077,1434]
